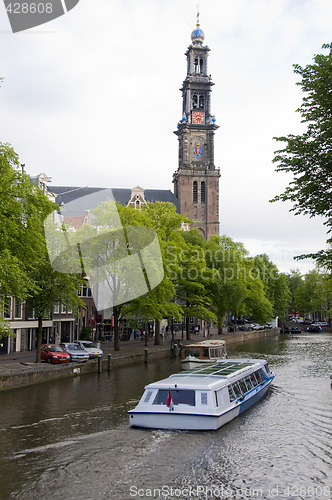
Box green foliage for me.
[272,43,332,268]
[253,254,291,319]
[0,142,57,339]
[80,326,92,341]
[293,269,331,320]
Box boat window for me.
[255,369,265,383]
[250,373,258,387]
[186,347,200,357]
[202,348,209,358]
[201,393,208,405]
[244,376,254,390]
[228,386,236,402]
[239,380,248,394]
[232,382,242,398]
[144,390,153,403]
[153,389,195,406]
[215,388,224,407]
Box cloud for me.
[0,0,331,274]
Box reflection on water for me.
[1,334,332,499]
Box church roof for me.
[51,186,179,215]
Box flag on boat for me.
[167,388,174,411]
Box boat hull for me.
[129,378,273,431]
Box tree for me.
[73,200,188,350]
[271,43,332,267]
[120,202,186,345]
[0,142,56,338]
[174,231,215,340]
[286,269,304,315]
[294,270,322,318]
[253,254,291,319]
[205,235,249,326]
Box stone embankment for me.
[0,328,279,392]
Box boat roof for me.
[145,359,266,391]
[184,339,226,348]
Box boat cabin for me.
[181,339,227,370]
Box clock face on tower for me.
[192,111,205,124]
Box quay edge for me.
[0,329,278,392]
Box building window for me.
[194,57,203,74]
[78,285,92,298]
[193,181,198,203]
[199,95,204,109]
[27,306,35,320]
[14,299,23,319]
[201,181,206,203]
[3,297,12,319]
[61,304,66,314]
[54,303,60,314]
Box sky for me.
[0,0,331,275]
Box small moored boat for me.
[181,339,227,370]
[128,358,275,431]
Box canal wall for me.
[0,329,278,392]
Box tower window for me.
[193,181,198,203]
[194,57,204,73]
[201,181,206,203]
[192,94,198,109]
[199,95,204,109]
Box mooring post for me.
[107,353,112,371]
[97,356,102,373]
[144,348,148,363]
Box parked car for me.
[73,341,103,359]
[41,344,71,364]
[307,325,322,333]
[60,343,90,362]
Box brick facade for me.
[173,17,220,240]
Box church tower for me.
[173,14,220,240]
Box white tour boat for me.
[181,339,227,370]
[128,358,275,431]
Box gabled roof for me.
[51,186,179,214]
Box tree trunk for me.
[113,307,120,351]
[186,316,191,341]
[154,319,161,345]
[35,316,43,363]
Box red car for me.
[41,344,71,364]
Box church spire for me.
[191,6,205,45]
[172,9,220,240]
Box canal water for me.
[0,333,332,500]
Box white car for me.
[60,343,90,363]
[74,341,103,359]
